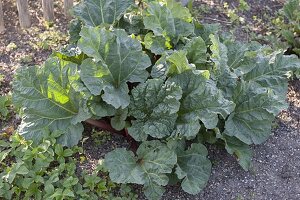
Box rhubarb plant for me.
[12,0,300,199]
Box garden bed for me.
[1,0,299,199]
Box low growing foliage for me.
[0,94,11,120]
[268,0,300,61]
[280,0,300,56]
[0,132,137,200]
[12,0,300,199]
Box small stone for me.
[280,164,293,179]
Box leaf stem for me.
[84,119,138,151]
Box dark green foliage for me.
[12,0,300,199]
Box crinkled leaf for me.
[194,21,220,44]
[151,53,169,79]
[165,0,192,22]
[105,141,177,200]
[128,79,182,141]
[225,41,259,75]
[151,50,194,78]
[73,0,134,27]
[176,143,211,195]
[168,71,235,139]
[118,13,145,34]
[53,45,88,65]
[167,50,195,76]
[243,53,300,102]
[68,19,82,44]
[56,124,84,147]
[223,135,252,171]
[143,1,194,43]
[144,183,165,200]
[89,96,116,118]
[184,37,207,67]
[105,148,144,184]
[210,34,238,98]
[13,58,89,147]
[143,2,175,36]
[78,27,151,108]
[67,62,92,98]
[167,139,186,154]
[144,32,169,55]
[209,34,230,78]
[224,81,281,145]
[111,108,128,130]
[79,58,110,96]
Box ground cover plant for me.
[0,132,137,200]
[11,0,300,199]
[270,0,300,78]
[277,0,300,56]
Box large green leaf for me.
[104,148,144,184]
[176,143,211,195]
[143,0,194,43]
[118,12,145,34]
[167,50,195,76]
[168,71,235,139]
[165,0,192,22]
[111,108,128,130]
[128,79,182,141]
[224,81,284,145]
[13,58,89,147]
[144,32,169,55]
[73,0,134,27]
[184,37,207,67]
[223,135,252,171]
[224,40,259,75]
[105,141,177,200]
[88,96,116,118]
[243,53,300,101]
[194,21,220,44]
[209,34,238,99]
[151,50,195,78]
[78,27,151,108]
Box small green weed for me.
[91,129,112,145]
[0,94,12,120]
[0,132,137,200]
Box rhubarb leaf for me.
[128,79,182,141]
[168,71,235,139]
[176,143,211,195]
[13,58,88,147]
[105,141,177,200]
[143,1,194,43]
[73,0,134,27]
[224,81,279,144]
[184,37,207,67]
[244,53,300,100]
[78,27,151,108]
[223,135,252,171]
